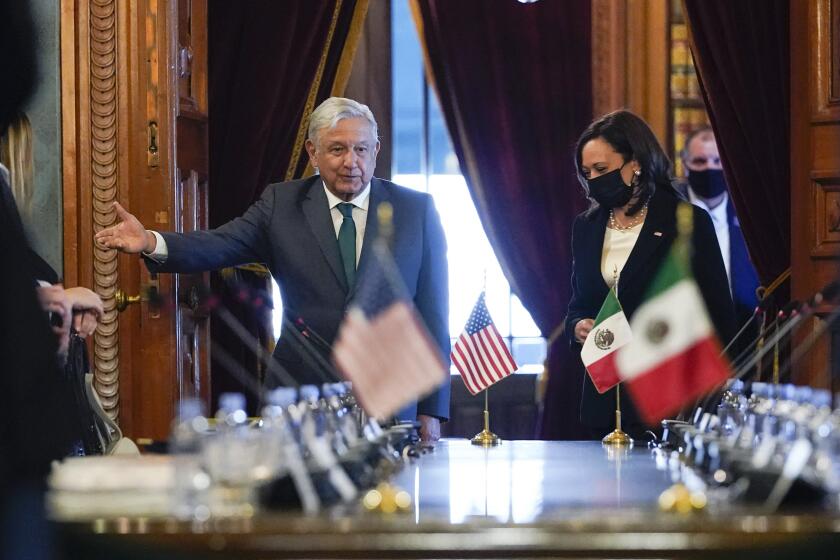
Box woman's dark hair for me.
[574,110,675,216]
[0,1,36,135]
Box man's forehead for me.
[319,117,374,136]
[688,135,718,154]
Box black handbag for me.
[63,332,104,455]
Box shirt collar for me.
[688,188,728,223]
[323,180,371,211]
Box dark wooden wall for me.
[790,0,840,391]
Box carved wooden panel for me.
[90,0,121,420]
[813,0,840,120]
[812,171,840,257]
[792,0,840,390]
[832,0,840,102]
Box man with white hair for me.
[95,97,450,441]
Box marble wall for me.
[22,0,63,275]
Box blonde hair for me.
[0,112,34,214]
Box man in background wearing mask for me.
[679,128,760,344]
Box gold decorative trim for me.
[91,0,120,421]
[285,0,345,181]
[591,0,626,117]
[331,0,370,98]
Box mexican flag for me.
[615,244,730,424]
[580,286,632,393]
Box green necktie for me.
[337,202,356,288]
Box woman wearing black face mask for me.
[564,110,735,440]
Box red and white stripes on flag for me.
[451,293,518,395]
[333,239,447,420]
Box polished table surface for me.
[60,440,840,559]
[391,439,671,523]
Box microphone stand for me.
[213,305,299,388]
[775,304,840,382]
[281,314,339,385]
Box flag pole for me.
[602,266,633,446]
[471,387,500,446]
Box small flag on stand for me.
[615,203,731,424]
[581,285,633,393]
[451,292,518,395]
[333,239,447,420]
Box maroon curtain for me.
[209,0,362,225]
[414,0,592,439]
[684,0,790,292]
[208,0,364,410]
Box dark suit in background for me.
[149,175,450,420]
[564,187,735,436]
[674,183,760,359]
[725,200,760,326]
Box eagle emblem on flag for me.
[593,328,615,350]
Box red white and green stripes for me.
[615,246,730,424]
[581,286,632,393]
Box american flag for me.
[333,239,447,420]
[451,292,518,395]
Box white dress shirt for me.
[145,180,372,265]
[688,189,731,283]
[323,181,370,266]
[601,223,643,288]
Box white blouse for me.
[601,223,643,288]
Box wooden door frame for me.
[61,0,134,426]
[62,0,209,438]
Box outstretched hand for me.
[94,202,155,254]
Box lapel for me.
[348,178,391,302]
[580,207,610,293]
[616,190,672,297]
[301,178,348,292]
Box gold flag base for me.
[471,391,500,446]
[601,428,633,446]
[471,428,501,446]
[602,386,633,446]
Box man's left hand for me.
[418,414,440,444]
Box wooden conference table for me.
[57,440,840,558]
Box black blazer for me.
[673,183,760,333]
[564,187,735,430]
[148,176,451,421]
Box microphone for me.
[719,298,773,358]
[210,302,300,388]
[776,292,840,382]
[281,314,338,384]
[729,300,800,377]
[210,343,269,402]
[686,281,839,427]
[293,316,333,355]
[731,278,840,384]
[730,301,807,383]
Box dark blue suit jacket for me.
[674,184,760,348]
[148,176,451,420]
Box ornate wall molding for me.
[591,0,626,117]
[90,0,120,420]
